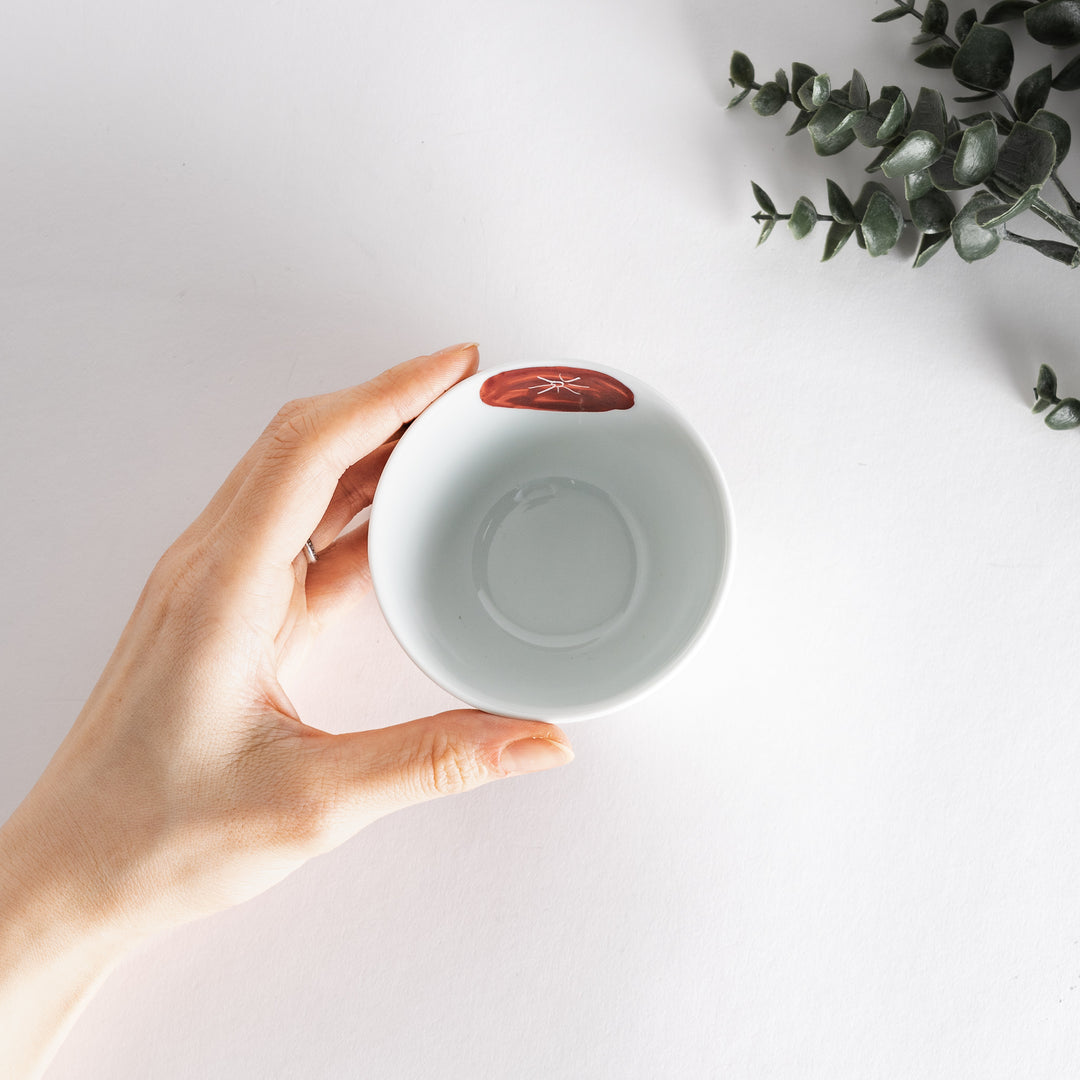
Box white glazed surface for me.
[369,362,734,721]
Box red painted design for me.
[480,367,634,412]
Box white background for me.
[3,1,1080,1077]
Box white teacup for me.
[368,362,734,721]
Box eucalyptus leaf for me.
[955,7,978,40]
[786,109,813,136]
[1051,53,1080,90]
[826,178,857,224]
[1009,235,1080,264]
[993,121,1056,197]
[1025,0,1080,46]
[953,118,999,183]
[1014,65,1052,121]
[952,22,1014,91]
[873,5,916,20]
[906,168,936,200]
[774,68,790,95]
[757,217,776,246]
[864,146,893,172]
[730,52,756,89]
[789,195,819,238]
[861,189,905,255]
[916,42,959,67]
[791,62,817,93]
[849,69,870,110]
[1036,363,1059,401]
[908,87,948,143]
[752,81,788,116]
[1046,398,1080,428]
[910,188,957,231]
[922,0,950,34]
[951,190,1005,260]
[975,183,1041,225]
[881,129,945,176]
[929,131,969,189]
[877,92,909,139]
[821,221,856,260]
[913,231,952,265]
[984,0,1036,19]
[809,102,859,155]
[954,90,997,101]
[1029,108,1071,164]
[751,182,777,215]
[728,87,752,108]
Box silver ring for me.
[304,538,318,564]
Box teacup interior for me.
[371,378,728,720]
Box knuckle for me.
[270,398,320,452]
[416,729,483,798]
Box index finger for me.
[218,342,479,570]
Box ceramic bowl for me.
[368,362,734,721]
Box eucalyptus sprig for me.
[730,0,1080,266]
[1033,363,1080,426]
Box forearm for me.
[0,797,141,1079]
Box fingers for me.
[213,343,479,570]
[323,710,575,823]
[302,519,373,631]
[308,439,396,554]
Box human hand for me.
[0,342,574,1078]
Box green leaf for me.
[730,51,755,89]
[993,120,1056,197]
[774,69,790,95]
[826,178,857,223]
[975,183,1042,225]
[798,73,830,110]
[954,90,997,102]
[849,69,869,110]
[1025,0,1080,46]
[873,5,916,21]
[1036,363,1059,401]
[955,7,978,39]
[951,190,1005,260]
[922,0,950,33]
[906,168,936,200]
[929,131,969,188]
[808,102,859,155]
[953,118,1000,183]
[877,92,909,139]
[1029,109,1071,164]
[952,23,1014,90]
[821,221,856,260]
[881,129,944,176]
[1015,65,1052,121]
[752,82,787,116]
[1052,53,1080,90]
[916,42,959,68]
[910,188,957,231]
[786,109,813,136]
[861,188,905,255]
[757,217,776,246]
[914,231,952,265]
[751,182,777,215]
[791,63,817,94]
[1046,398,1080,428]
[728,87,752,108]
[789,196,818,239]
[908,87,948,143]
[864,146,893,173]
[985,0,1036,19]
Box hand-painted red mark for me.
[480,367,634,412]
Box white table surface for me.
[4,1,1080,1077]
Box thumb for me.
[325,710,575,821]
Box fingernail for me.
[431,341,479,359]
[499,736,574,776]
